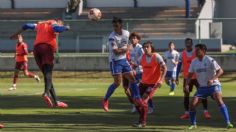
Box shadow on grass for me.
[0,95,235,131]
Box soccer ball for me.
[88,8,102,21]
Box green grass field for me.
[0,72,236,132]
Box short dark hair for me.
[129,32,141,41]
[195,44,207,52]
[112,16,122,24]
[143,41,155,53]
[168,41,174,46]
[185,38,193,44]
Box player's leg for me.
[188,96,200,129]
[133,83,147,128]
[22,62,40,83]
[102,62,122,112]
[122,74,133,103]
[193,79,211,119]
[213,85,233,128]
[180,79,191,119]
[9,68,19,91]
[49,84,68,108]
[41,64,54,107]
[123,72,141,100]
[34,44,54,107]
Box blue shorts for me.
[110,59,132,75]
[135,72,142,83]
[165,71,176,80]
[194,85,222,99]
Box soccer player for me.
[177,38,211,119]
[9,34,40,91]
[186,44,233,129]
[10,19,70,108]
[163,42,179,96]
[128,32,154,114]
[102,17,141,112]
[133,41,167,128]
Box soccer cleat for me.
[8,86,16,91]
[148,107,154,114]
[0,124,4,129]
[56,101,68,108]
[132,123,146,128]
[169,91,175,96]
[43,95,53,108]
[131,106,137,113]
[35,75,40,83]
[188,125,197,130]
[203,111,211,119]
[180,113,190,119]
[102,99,109,112]
[227,123,233,129]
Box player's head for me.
[168,41,175,51]
[195,44,207,58]
[112,17,122,33]
[143,41,155,55]
[17,34,23,43]
[185,38,193,51]
[129,32,141,45]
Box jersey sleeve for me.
[211,59,221,71]
[22,23,37,30]
[175,52,180,62]
[155,53,165,66]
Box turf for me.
[0,73,235,131]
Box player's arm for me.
[185,62,194,92]
[52,24,70,33]
[112,42,127,55]
[154,54,167,88]
[208,59,223,86]
[172,53,179,66]
[176,53,182,79]
[10,23,36,39]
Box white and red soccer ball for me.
[88,8,102,21]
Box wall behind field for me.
[0,55,235,72]
[214,0,236,45]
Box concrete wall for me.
[214,0,236,44]
[86,0,134,7]
[0,55,235,71]
[195,0,215,39]
[137,0,197,7]
[14,0,68,8]
[0,0,11,8]
[0,38,222,52]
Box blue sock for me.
[219,104,230,124]
[189,111,196,125]
[148,99,154,108]
[130,82,141,99]
[104,83,117,100]
[170,82,176,92]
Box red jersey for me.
[182,50,196,79]
[15,42,28,62]
[34,20,58,52]
[141,53,161,84]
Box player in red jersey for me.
[132,41,167,128]
[10,19,70,108]
[9,34,40,91]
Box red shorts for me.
[33,43,54,71]
[183,78,199,92]
[15,61,28,70]
[139,83,157,99]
